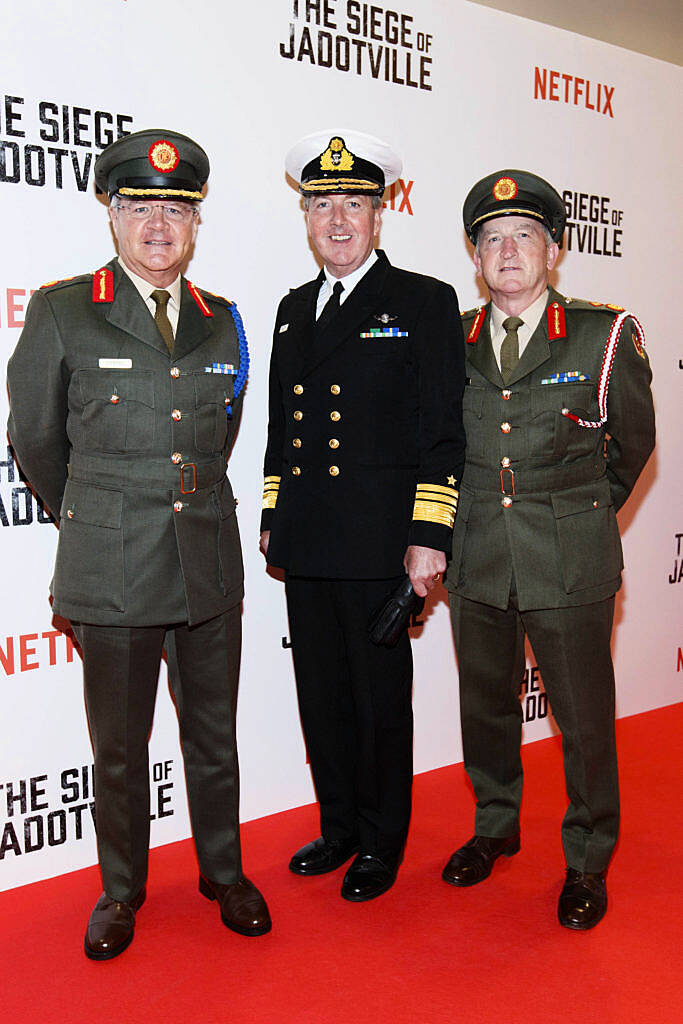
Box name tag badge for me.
[99,358,132,369]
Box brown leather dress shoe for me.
[442,834,520,887]
[84,888,146,960]
[199,875,271,936]
[558,868,607,930]
[289,835,359,875]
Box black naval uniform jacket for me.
[261,251,466,575]
[7,258,245,627]
[445,288,655,610]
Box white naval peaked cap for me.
[286,129,402,196]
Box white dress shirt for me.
[489,288,549,372]
[315,249,379,319]
[118,257,182,337]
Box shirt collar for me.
[323,248,378,298]
[490,287,549,337]
[118,257,182,309]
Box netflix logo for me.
[533,67,614,118]
[0,629,77,676]
[382,178,414,215]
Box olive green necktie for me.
[151,289,174,355]
[500,315,523,383]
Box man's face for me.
[474,216,558,312]
[305,193,381,278]
[109,199,198,286]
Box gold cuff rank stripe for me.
[412,484,459,528]
[262,476,281,510]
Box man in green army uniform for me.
[442,169,655,929]
[7,129,270,958]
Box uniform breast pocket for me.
[76,369,155,453]
[193,374,234,453]
[54,480,124,611]
[530,383,599,458]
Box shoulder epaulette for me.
[562,295,625,313]
[40,272,91,292]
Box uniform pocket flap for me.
[194,373,234,407]
[61,479,123,529]
[78,369,155,408]
[551,478,613,519]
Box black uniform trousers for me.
[78,606,242,902]
[450,592,618,874]
[285,576,413,860]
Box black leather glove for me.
[367,575,425,648]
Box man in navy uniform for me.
[443,169,655,928]
[7,129,270,958]
[261,131,466,901]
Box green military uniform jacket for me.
[7,259,245,626]
[446,288,655,610]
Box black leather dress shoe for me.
[199,875,271,936]
[84,888,146,960]
[558,868,607,930]
[442,834,521,887]
[341,851,402,902]
[289,835,359,876]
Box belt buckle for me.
[500,468,515,495]
[180,462,197,495]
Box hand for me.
[403,545,446,598]
[259,530,270,557]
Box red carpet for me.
[2,704,681,1024]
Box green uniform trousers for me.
[78,607,242,902]
[450,593,618,873]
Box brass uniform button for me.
[173,501,184,512]
[293,410,303,421]
[110,394,120,404]
[171,452,182,465]
[293,384,304,395]
[171,409,182,421]
[502,389,512,400]
[67,509,74,519]
[501,456,511,468]
[329,466,340,476]
[501,422,511,434]
[562,407,570,416]
[592,500,599,508]
[170,367,180,378]
[292,466,301,476]
[330,410,341,422]
[502,496,512,508]
[292,438,302,448]
[329,438,340,449]
[330,384,341,395]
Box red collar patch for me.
[186,280,214,318]
[547,301,566,340]
[466,307,486,344]
[92,267,114,303]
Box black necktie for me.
[315,280,344,334]
[151,289,174,355]
[500,315,523,383]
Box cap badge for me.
[492,177,518,202]
[320,137,354,172]
[148,140,180,174]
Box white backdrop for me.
[1,0,680,890]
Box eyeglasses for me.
[114,202,198,223]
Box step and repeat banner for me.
[1,0,680,890]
